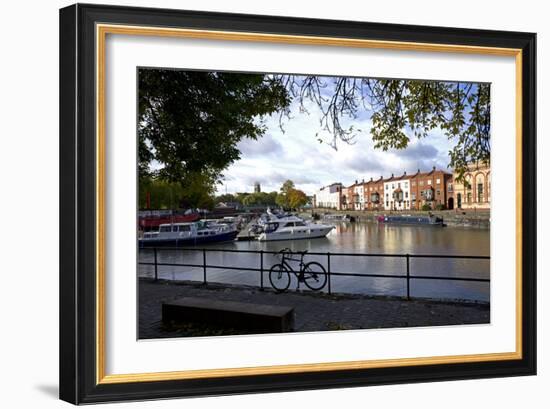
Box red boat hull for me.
[138,213,200,229]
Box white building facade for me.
[354,184,365,210]
[383,177,411,210]
[314,183,342,210]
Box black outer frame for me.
[59,3,536,405]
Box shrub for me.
[421,203,432,211]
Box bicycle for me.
[269,248,327,292]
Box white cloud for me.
[218,99,455,196]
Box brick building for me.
[313,165,486,212]
[363,176,385,210]
[449,163,490,210]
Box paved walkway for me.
[139,279,489,339]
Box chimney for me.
[391,173,394,177]
[355,179,358,184]
[403,171,407,176]
[370,177,373,181]
[362,179,364,183]
[433,166,436,171]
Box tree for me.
[274,75,490,181]
[274,180,307,209]
[139,69,290,186]
[214,193,239,205]
[139,173,215,210]
[275,193,288,209]
[240,192,279,207]
[280,180,295,196]
[287,189,308,209]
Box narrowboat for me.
[377,214,445,226]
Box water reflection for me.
[138,222,490,302]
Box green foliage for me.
[139,69,290,186]
[214,193,239,205]
[435,203,445,211]
[241,191,278,207]
[139,174,215,210]
[287,189,308,209]
[366,81,490,182]
[421,203,432,211]
[274,180,307,209]
[279,75,491,180]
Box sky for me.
[217,96,453,197]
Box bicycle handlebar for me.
[278,248,308,256]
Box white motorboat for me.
[257,218,335,241]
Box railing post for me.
[260,250,264,291]
[406,254,410,300]
[153,247,158,282]
[202,248,207,285]
[327,252,332,295]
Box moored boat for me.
[377,214,445,226]
[257,218,335,241]
[322,213,355,222]
[138,212,200,229]
[138,221,238,247]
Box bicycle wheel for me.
[269,264,291,292]
[303,261,327,291]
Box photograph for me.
[137,68,492,339]
[56,2,537,404]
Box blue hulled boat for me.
[139,221,238,247]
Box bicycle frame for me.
[279,252,307,279]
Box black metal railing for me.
[138,247,489,301]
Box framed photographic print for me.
[59,3,536,404]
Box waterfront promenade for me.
[139,279,490,339]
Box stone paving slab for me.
[139,279,489,339]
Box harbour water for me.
[138,221,490,302]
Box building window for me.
[477,183,484,202]
[467,192,472,203]
[386,185,388,190]
[428,180,432,185]
[436,190,440,196]
[412,181,416,186]
[436,178,441,184]
[386,201,389,207]
[405,192,409,199]
[419,181,424,186]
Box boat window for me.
[178,225,191,232]
[294,221,306,226]
[265,223,279,233]
[159,226,171,232]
